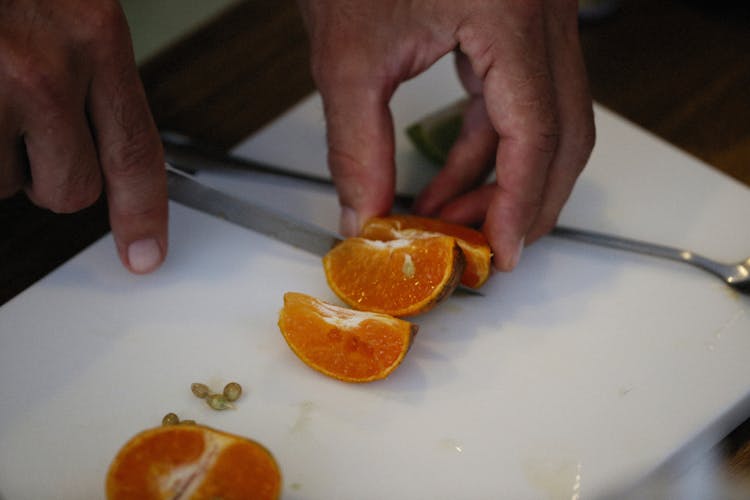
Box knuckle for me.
[327,146,367,184]
[521,120,560,156]
[311,50,359,89]
[530,104,562,153]
[105,130,163,181]
[327,146,392,212]
[82,0,127,37]
[456,18,501,80]
[536,128,561,155]
[48,190,99,214]
[7,53,66,107]
[76,1,130,55]
[43,174,102,214]
[496,176,544,213]
[308,35,374,90]
[459,0,541,43]
[0,38,72,111]
[568,116,596,169]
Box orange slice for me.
[323,235,465,317]
[360,215,492,288]
[106,424,281,500]
[278,292,417,382]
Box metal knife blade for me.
[166,165,342,257]
[166,164,482,296]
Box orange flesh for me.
[323,236,464,317]
[278,292,417,382]
[360,215,492,288]
[106,425,281,500]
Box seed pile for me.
[161,381,244,426]
[192,381,243,411]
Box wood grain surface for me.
[1,0,748,478]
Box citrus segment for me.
[323,236,465,317]
[360,215,492,288]
[278,292,417,382]
[106,425,281,500]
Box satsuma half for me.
[323,235,465,317]
[278,292,417,382]
[106,424,281,500]
[360,214,492,289]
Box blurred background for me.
[121,0,240,63]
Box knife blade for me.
[166,165,342,257]
[165,164,482,296]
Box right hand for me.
[0,0,168,274]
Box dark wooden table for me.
[1,0,749,481]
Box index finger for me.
[457,5,559,270]
[86,5,168,274]
[318,76,397,236]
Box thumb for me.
[319,83,396,236]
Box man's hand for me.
[0,0,167,273]
[298,0,595,270]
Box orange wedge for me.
[360,215,492,288]
[278,292,417,382]
[106,424,281,500]
[323,235,465,317]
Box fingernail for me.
[507,237,525,270]
[495,237,524,271]
[128,238,162,273]
[340,206,359,236]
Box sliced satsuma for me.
[323,235,465,317]
[106,424,281,500]
[278,292,417,382]
[360,215,492,288]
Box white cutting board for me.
[1,56,749,500]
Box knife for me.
[165,165,482,296]
[166,165,342,257]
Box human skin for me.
[297,0,595,270]
[0,0,167,274]
[0,1,594,275]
